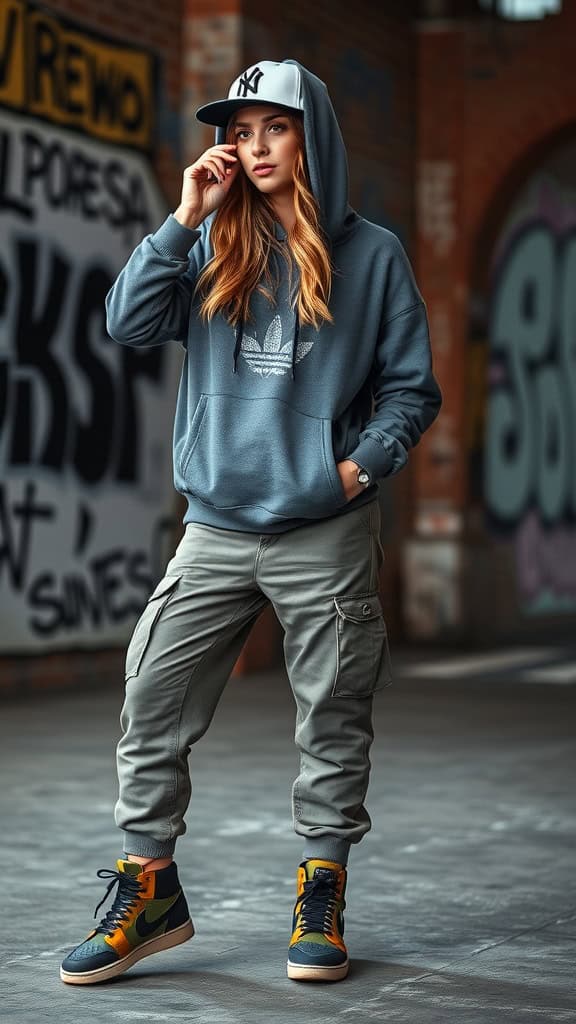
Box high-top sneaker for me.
[60,859,194,984]
[287,858,348,981]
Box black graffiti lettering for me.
[27,545,153,636]
[1,237,165,483]
[0,260,6,438]
[100,160,149,236]
[0,246,6,316]
[21,131,45,199]
[27,572,62,634]
[0,131,33,218]
[11,237,69,469]
[14,130,151,239]
[2,3,153,150]
[21,130,148,241]
[10,377,33,464]
[30,19,61,107]
[41,142,67,207]
[86,47,144,134]
[22,134,70,209]
[68,574,102,627]
[72,266,116,483]
[23,133,99,220]
[59,147,99,219]
[101,159,129,227]
[62,41,84,117]
[90,549,131,622]
[0,358,7,437]
[0,482,54,590]
[88,52,121,125]
[74,503,94,556]
[0,483,170,638]
[30,19,132,126]
[117,76,143,133]
[74,148,99,219]
[101,168,148,240]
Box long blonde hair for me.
[194,111,334,330]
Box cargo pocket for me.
[125,575,182,680]
[331,591,393,697]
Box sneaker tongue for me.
[117,859,143,876]
[314,867,336,881]
[304,858,341,881]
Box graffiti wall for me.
[480,148,576,615]
[0,2,182,651]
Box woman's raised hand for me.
[174,145,240,228]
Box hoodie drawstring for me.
[232,313,244,373]
[291,310,299,381]
[232,309,300,380]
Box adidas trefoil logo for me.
[240,315,314,377]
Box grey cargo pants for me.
[115,498,393,866]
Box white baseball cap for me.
[195,60,304,128]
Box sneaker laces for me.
[296,875,344,937]
[92,869,142,937]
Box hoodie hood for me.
[214,58,356,244]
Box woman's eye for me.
[235,123,285,140]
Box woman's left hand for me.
[336,460,367,502]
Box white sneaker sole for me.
[287,957,349,981]
[60,918,194,985]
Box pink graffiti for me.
[537,177,576,234]
[516,510,576,602]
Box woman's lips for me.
[253,166,275,176]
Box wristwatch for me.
[356,466,371,488]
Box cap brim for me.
[195,98,301,128]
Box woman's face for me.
[229,104,300,197]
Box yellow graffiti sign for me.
[0,0,153,149]
[0,1,25,107]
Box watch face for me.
[358,469,370,484]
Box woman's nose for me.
[251,134,269,155]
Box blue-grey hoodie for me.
[105,59,442,533]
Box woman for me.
[60,59,441,986]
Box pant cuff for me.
[121,830,177,858]
[302,836,351,866]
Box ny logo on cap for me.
[236,66,264,98]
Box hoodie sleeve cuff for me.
[149,214,202,260]
[347,435,404,482]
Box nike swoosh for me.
[134,897,179,939]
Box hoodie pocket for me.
[177,393,348,519]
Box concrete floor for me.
[1,647,576,1023]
